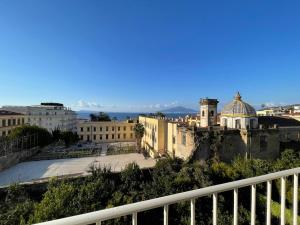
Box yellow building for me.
[167,122,195,160]
[77,120,136,143]
[0,110,26,137]
[139,116,168,158]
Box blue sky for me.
[0,0,299,112]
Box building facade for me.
[0,110,26,137]
[2,103,77,132]
[77,120,136,143]
[200,98,218,127]
[139,116,168,158]
[141,92,300,162]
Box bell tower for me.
[200,98,219,127]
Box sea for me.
[77,111,194,121]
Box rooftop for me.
[258,116,300,127]
[0,110,24,116]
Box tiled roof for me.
[221,92,256,117]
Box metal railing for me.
[34,167,300,225]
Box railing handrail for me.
[34,167,300,225]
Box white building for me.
[1,103,77,132]
[220,92,258,129]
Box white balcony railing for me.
[35,167,299,225]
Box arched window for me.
[250,119,255,129]
[202,111,205,117]
[223,118,227,127]
[210,110,214,116]
[235,119,241,129]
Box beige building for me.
[0,110,26,137]
[167,122,195,159]
[139,116,168,158]
[77,120,136,143]
[2,103,77,132]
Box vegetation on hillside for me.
[0,149,300,225]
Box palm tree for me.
[133,123,145,153]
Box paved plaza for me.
[0,153,156,186]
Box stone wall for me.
[0,148,39,172]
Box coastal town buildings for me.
[140,93,300,162]
[1,103,77,132]
[77,119,136,143]
[0,110,26,137]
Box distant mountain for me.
[161,106,197,114]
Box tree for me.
[89,112,111,121]
[61,131,79,147]
[133,123,144,153]
[9,125,52,147]
[155,112,165,118]
[51,129,61,142]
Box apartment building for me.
[77,120,136,143]
[0,110,26,137]
[2,103,77,132]
[138,115,168,158]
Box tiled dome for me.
[221,92,256,117]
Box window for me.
[202,111,205,117]
[223,118,227,127]
[112,127,115,131]
[112,134,114,139]
[118,127,120,131]
[250,119,255,129]
[260,135,268,151]
[118,134,120,139]
[2,131,5,136]
[81,127,83,132]
[80,135,83,140]
[123,133,126,139]
[17,119,20,125]
[8,119,11,126]
[123,126,126,131]
[100,135,102,140]
[106,126,109,132]
[182,133,186,146]
[87,127,90,132]
[2,120,6,127]
[172,136,176,144]
[100,127,102,132]
[106,134,109,139]
[94,127,96,132]
[93,135,96,140]
[210,110,214,116]
[22,118,24,124]
[235,119,241,129]
[130,133,133,138]
[87,135,90,141]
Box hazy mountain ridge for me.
[161,106,197,113]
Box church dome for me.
[221,92,256,117]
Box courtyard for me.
[0,153,156,187]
